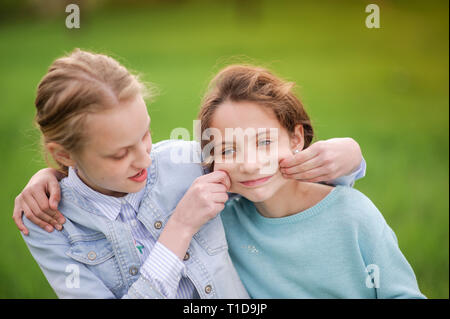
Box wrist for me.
[158,213,195,260]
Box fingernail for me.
[55,224,62,231]
[58,217,66,224]
[45,225,53,232]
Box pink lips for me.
[128,168,148,183]
[239,175,273,187]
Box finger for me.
[12,201,28,235]
[282,166,328,181]
[47,180,61,211]
[208,183,228,194]
[301,175,333,183]
[32,189,57,219]
[21,201,54,233]
[46,180,65,225]
[280,156,322,175]
[27,193,58,230]
[212,192,229,204]
[279,147,319,168]
[205,170,231,190]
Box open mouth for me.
[239,175,273,187]
[128,168,148,183]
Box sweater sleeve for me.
[360,217,426,299]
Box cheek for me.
[213,162,235,175]
[277,144,294,161]
[213,162,239,188]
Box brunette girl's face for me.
[74,94,152,197]
[210,100,303,203]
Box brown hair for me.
[198,64,314,169]
[34,48,149,175]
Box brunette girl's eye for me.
[258,139,272,146]
[222,148,236,156]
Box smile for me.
[239,175,273,187]
[128,168,148,183]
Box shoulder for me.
[151,139,201,160]
[148,140,205,207]
[150,139,203,181]
[22,214,70,247]
[330,186,388,234]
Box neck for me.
[74,167,127,198]
[254,180,333,219]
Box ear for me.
[290,124,305,151]
[46,142,76,168]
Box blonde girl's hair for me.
[34,48,149,175]
[198,64,314,170]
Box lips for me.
[239,175,273,187]
[128,168,148,183]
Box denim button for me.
[129,266,138,276]
[204,285,212,294]
[87,251,96,261]
[154,221,162,229]
[183,252,190,261]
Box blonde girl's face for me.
[210,100,302,203]
[74,94,152,197]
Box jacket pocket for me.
[66,237,124,292]
[193,215,228,255]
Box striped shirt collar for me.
[66,166,146,221]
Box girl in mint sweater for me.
[198,64,425,299]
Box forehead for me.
[83,95,150,151]
[211,100,280,130]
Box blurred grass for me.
[0,0,448,298]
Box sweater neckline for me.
[243,185,343,225]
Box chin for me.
[239,188,273,203]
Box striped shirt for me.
[63,167,197,298]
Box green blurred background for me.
[0,0,448,298]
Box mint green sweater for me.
[220,186,425,299]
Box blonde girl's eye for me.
[112,150,128,160]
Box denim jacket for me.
[22,140,249,299]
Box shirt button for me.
[154,221,162,229]
[129,266,139,276]
[204,285,212,294]
[131,220,137,227]
[87,251,97,261]
[183,252,190,261]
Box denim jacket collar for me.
[63,167,146,221]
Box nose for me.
[238,146,261,175]
[132,142,152,169]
